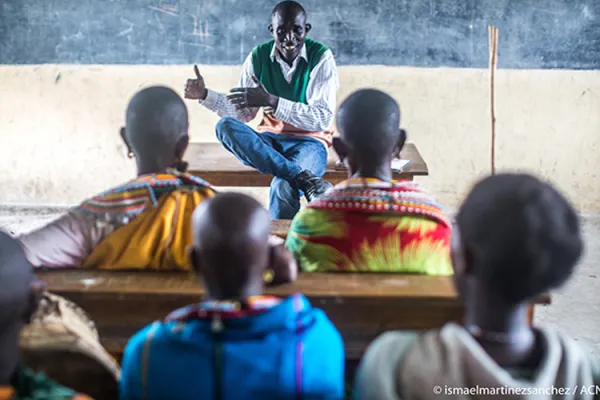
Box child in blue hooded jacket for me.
[119,192,345,400]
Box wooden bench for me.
[272,219,292,238]
[186,142,428,186]
[37,270,550,364]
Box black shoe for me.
[292,170,333,202]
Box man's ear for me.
[175,134,190,160]
[24,279,46,323]
[172,134,190,172]
[332,137,349,162]
[398,129,407,148]
[268,243,298,284]
[188,246,202,277]
[268,24,274,34]
[120,127,133,155]
[391,129,407,159]
[392,129,407,158]
[305,23,312,33]
[450,225,475,278]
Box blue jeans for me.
[215,117,327,219]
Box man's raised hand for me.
[226,75,279,109]
[184,65,207,100]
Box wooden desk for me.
[38,270,550,361]
[187,142,428,186]
[272,219,292,238]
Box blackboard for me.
[1,0,599,69]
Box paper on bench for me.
[391,159,410,171]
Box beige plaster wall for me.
[0,65,598,212]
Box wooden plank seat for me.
[37,270,551,364]
[271,219,292,238]
[186,142,429,186]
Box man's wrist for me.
[267,94,279,109]
[200,88,208,101]
[198,88,218,110]
[272,97,293,123]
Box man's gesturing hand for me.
[227,76,279,109]
[184,65,207,100]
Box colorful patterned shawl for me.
[165,296,282,323]
[81,169,216,271]
[18,170,215,270]
[285,178,453,274]
[79,170,214,216]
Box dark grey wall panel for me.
[1,0,598,69]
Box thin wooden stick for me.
[488,26,498,175]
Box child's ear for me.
[399,129,407,146]
[120,127,134,157]
[392,129,407,159]
[188,246,202,277]
[267,242,298,284]
[332,137,349,162]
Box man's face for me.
[270,10,309,62]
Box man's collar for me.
[270,42,307,63]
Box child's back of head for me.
[455,173,582,304]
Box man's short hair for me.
[192,192,270,299]
[456,173,583,304]
[125,86,188,155]
[337,88,401,160]
[272,1,306,17]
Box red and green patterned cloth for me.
[285,178,452,274]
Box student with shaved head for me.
[286,89,452,274]
[185,1,338,219]
[0,231,92,399]
[119,193,344,400]
[18,86,216,270]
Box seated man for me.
[185,1,336,219]
[286,89,452,274]
[119,193,344,400]
[18,86,218,271]
[0,231,92,399]
[355,174,599,399]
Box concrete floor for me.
[2,207,599,355]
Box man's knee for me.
[215,117,240,141]
[294,141,328,176]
